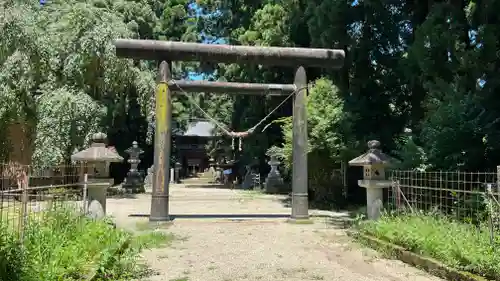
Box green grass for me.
[357,213,500,279]
[133,230,176,249]
[240,190,264,199]
[0,206,174,281]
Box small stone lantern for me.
[71,132,123,218]
[348,140,392,220]
[265,146,284,193]
[123,141,145,193]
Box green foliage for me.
[3,0,500,196]
[0,0,151,165]
[0,224,25,281]
[393,134,430,171]
[420,87,492,170]
[196,0,500,175]
[23,210,127,280]
[450,190,489,225]
[0,0,200,167]
[33,87,105,167]
[358,213,500,279]
[238,3,291,46]
[0,207,172,281]
[270,78,356,206]
[273,78,355,168]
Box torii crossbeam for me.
[114,38,345,222]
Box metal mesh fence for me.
[388,170,500,237]
[0,162,85,240]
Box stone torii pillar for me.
[113,39,345,222]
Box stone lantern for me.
[71,132,123,218]
[265,147,284,193]
[348,140,392,220]
[123,141,145,193]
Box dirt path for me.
[107,185,444,281]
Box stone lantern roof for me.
[348,140,392,166]
[71,132,124,162]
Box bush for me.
[271,78,358,208]
[23,208,133,280]
[358,213,500,279]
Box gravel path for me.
[107,184,444,281]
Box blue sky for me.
[187,2,226,81]
[186,0,358,81]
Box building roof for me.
[182,121,217,137]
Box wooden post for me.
[150,61,172,222]
[83,173,88,214]
[486,183,495,245]
[497,166,500,204]
[19,167,28,242]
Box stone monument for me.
[144,165,154,193]
[123,141,145,193]
[242,165,254,190]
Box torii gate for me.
[113,39,345,222]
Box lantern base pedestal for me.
[357,179,391,220]
[264,175,284,193]
[86,178,112,218]
[123,170,145,193]
[365,187,383,220]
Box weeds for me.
[357,213,500,279]
[0,207,173,280]
[0,224,25,281]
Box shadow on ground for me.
[280,195,365,214]
[181,182,267,191]
[129,213,291,221]
[128,213,357,229]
